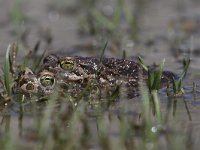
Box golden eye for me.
[60,59,75,70]
[39,75,55,87]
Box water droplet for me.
[151,126,158,133]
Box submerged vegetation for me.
[0,0,200,150]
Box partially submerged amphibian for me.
[13,55,175,98]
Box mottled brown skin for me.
[43,55,174,85]
[14,68,39,95]
[14,55,175,98]
[43,55,144,80]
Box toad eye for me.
[60,59,75,70]
[39,75,55,87]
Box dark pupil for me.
[26,83,34,90]
[61,61,74,70]
[41,76,54,87]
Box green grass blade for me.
[96,40,108,77]
[99,40,108,63]
[92,9,116,32]
[3,45,13,96]
[152,90,162,123]
[180,58,190,80]
[137,56,148,71]
[152,59,165,90]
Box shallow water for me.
[1,0,200,149]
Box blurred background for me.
[0,0,200,70]
[1,0,200,149]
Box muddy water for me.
[1,0,200,149]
